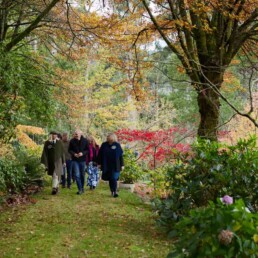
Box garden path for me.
[0,182,169,258]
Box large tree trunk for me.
[197,88,220,141]
[197,71,223,141]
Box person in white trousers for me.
[41,131,65,195]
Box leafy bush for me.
[153,136,258,230]
[168,198,258,257]
[0,144,45,194]
[148,165,172,197]
[13,145,45,186]
[0,158,26,193]
[120,148,143,183]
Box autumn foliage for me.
[16,125,45,149]
[116,128,191,168]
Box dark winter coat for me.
[97,141,124,181]
[41,140,65,176]
[68,136,89,162]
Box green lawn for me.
[0,182,170,258]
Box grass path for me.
[0,182,170,258]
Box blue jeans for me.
[109,171,120,193]
[73,161,86,192]
[61,160,72,187]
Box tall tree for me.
[0,0,63,141]
[137,0,258,140]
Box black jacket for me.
[97,141,124,174]
[68,136,89,162]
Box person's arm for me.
[81,139,89,156]
[68,140,76,156]
[119,144,124,169]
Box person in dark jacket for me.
[97,133,124,198]
[68,130,89,195]
[61,132,72,189]
[41,131,65,195]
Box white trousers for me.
[52,172,60,188]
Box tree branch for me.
[5,0,60,51]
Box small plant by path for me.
[0,182,170,258]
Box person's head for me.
[74,129,82,140]
[50,131,58,141]
[88,136,97,146]
[62,132,69,141]
[107,133,117,144]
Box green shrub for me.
[148,165,171,197]
[120,148,143,183]
[0,144,45,194]
[13,145,45,186]
[169,198,258,257]
[152,136,258,230]
[0,158,26,193]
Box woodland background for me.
[0,1,257,257]
[0,0,257,145]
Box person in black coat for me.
[97,133,124,198]
[68,130,89,195]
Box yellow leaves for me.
[221,71,244,93]
[16,125,45,149]
[177,66,185,74]
[191,1,212,15]
[230,59,240,65]
[253,234,258,244]
[0,142,14,158]
[16,125,45,135]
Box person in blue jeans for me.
[68,130,89,195]
[61,132,73,189]
[97,133,124,198]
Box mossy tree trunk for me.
[197,71,224,141]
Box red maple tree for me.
[116,128,191,169]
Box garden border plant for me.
[119,148,143,184]
[168,196,258,257]
[152,136,258,232]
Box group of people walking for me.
[41,130,124,198]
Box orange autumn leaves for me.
[16,125,45,149]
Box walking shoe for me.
[51,188,57,195]
[113,193,119,198]
[76,191,83,195]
